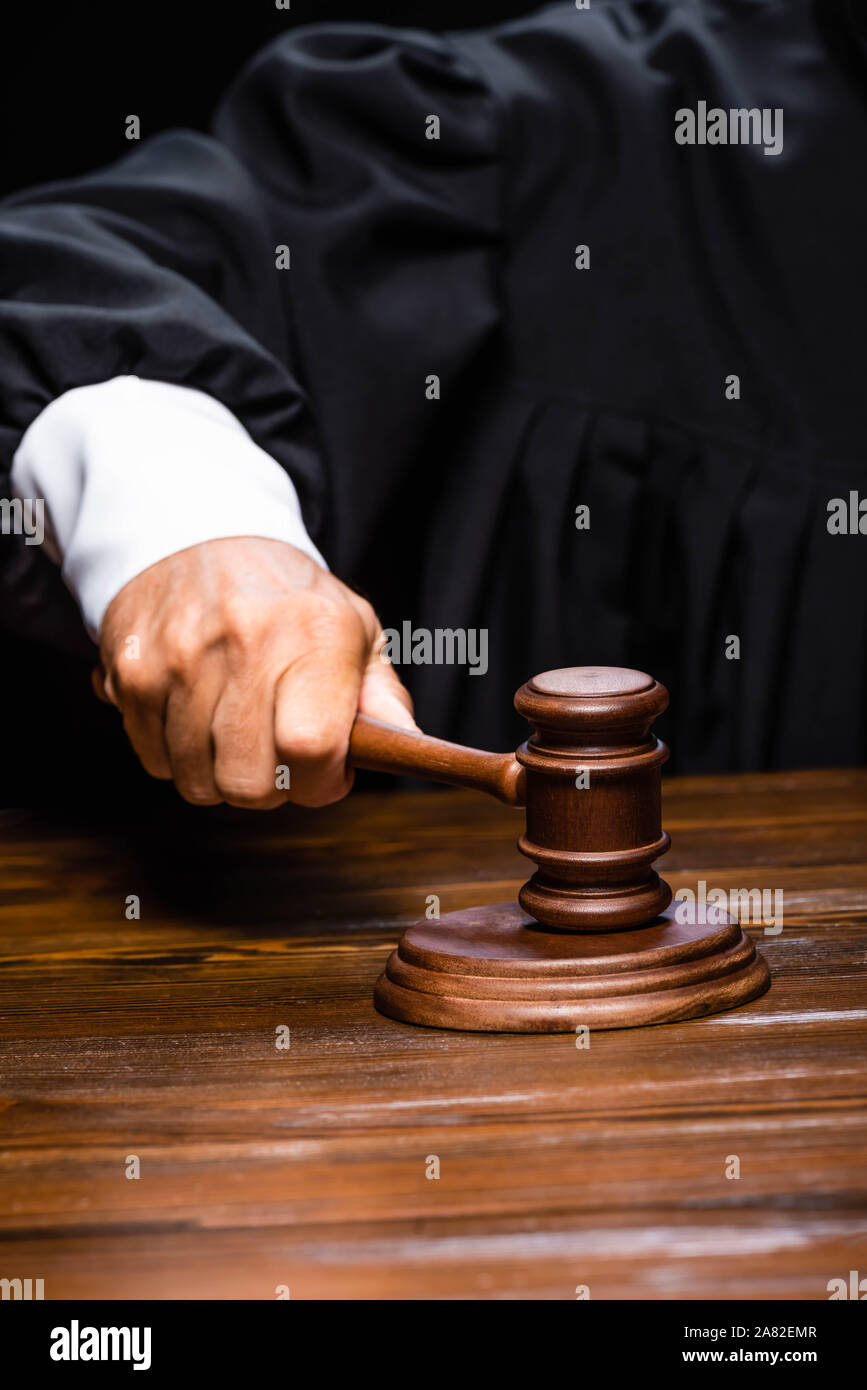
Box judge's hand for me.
[93,537,417,808]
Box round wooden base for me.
[374,901,770,1033]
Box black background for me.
[1,2,540,197]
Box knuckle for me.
[279,721,346,765]
[221,593,269,649]
[161,614,204,672]
[297,592,360,644]
[112,659,162,704]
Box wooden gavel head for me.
[513,666,671,931]
[351,664,671,932]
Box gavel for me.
[348,665,770,1033]
[350,665,671,932]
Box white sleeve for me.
[10,375,328,640]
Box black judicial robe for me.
[1,0,865,775]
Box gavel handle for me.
[349,714,526,808]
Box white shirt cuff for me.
[10,375,327,639]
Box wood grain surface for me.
[0,768,865,1300]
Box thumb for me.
[358,646,419,732]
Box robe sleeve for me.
[0,128,325,536]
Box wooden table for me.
[1,769,865,1300]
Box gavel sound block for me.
[350,667,770,1032]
